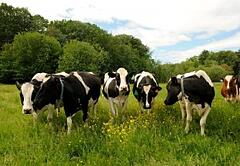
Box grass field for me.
[0,83,240,165]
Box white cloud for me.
[1,0,240,62]
[112,22,191,48]
[156,32,240,63]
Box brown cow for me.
[221,75,239,101]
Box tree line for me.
[0,3,239,83]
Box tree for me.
[0,32,62,83]
[0,3,33,48]
[58,40,105,73]
[198,50,210,64]
[31,14,48,32]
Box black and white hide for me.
[164,70,215,135]
[16,72,69,121]
[33,72,101,134]
[102,67,130,116]
[133,71,161,112]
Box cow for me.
[132,71,161,112]
[33,72,101,134]
[16,72,69,121]
[164,70,215,136]
[102,67,130,116]
[221,75,239,102]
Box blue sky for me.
[1,0,240,63]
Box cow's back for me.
[77,72,101,100]
[184,76,215,106]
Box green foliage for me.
[0,32,62,82]
[0,3,33,48]
[58,40,104,73]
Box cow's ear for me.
[108,72,116,78]
[171,77,178,85]
[16,81,22,90]
[220,78,224,82]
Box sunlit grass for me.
[0,83,240,165]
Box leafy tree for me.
[0,32,62,83]
[58,40,104,73]
[31,14,48,32]
[0,3,33,48]
[198,50,210,65]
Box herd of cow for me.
[14,67,239,136]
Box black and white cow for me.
[33,72,101,134]
[16,72,69,121]
[102,67,130,116]
[133,71,161,112]
[164,70,215,135]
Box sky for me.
[1,0,240,63]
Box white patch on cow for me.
[104,72,111,84]
[42,76,51,83]
[73,72,90,95]
[177,70,213,87]
[117,68,128,91]
[104,77,115,96]
[31,73,47,82]
[225,75,233,89]
[195,70,214,87]
[143,85,151,108]
[21,83,34,113]
[136,71,157,88]
[55,72,69,77]
[134,73,142,82]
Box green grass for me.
[0,83,240,165]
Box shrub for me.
[0,32,62,83]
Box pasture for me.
[0,83,240,165]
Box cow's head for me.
[16,81,41,114]
[116,67,129,92]
[164,77,181,105]
[33,76,61,111]
[138,82,161,109]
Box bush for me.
[58,40,104,73]
[0,32,62,83]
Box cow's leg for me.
[179,100,186,124]
[32,111,38,124]
[139,102,144,113]
[47,107,54,123]
[92,101,98,118]
[67,116,72,135]
[200,105,211,136]
[185,100,192,134]
[82,102,89,122]
[109,98,116,116]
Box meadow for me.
[0,83,240,165]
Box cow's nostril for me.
[24,109,32,114]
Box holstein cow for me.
[133,71,162,112]
[164,70,215,135]
[221,75,239,102]
[102,67,130,116]
[16,72,69,121]
[33,72,101,134]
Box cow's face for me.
[33,76,59,111]
[164,77,181,105]
[16,82,39,114]
[139,84,161,109]
[116,68,129,92]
